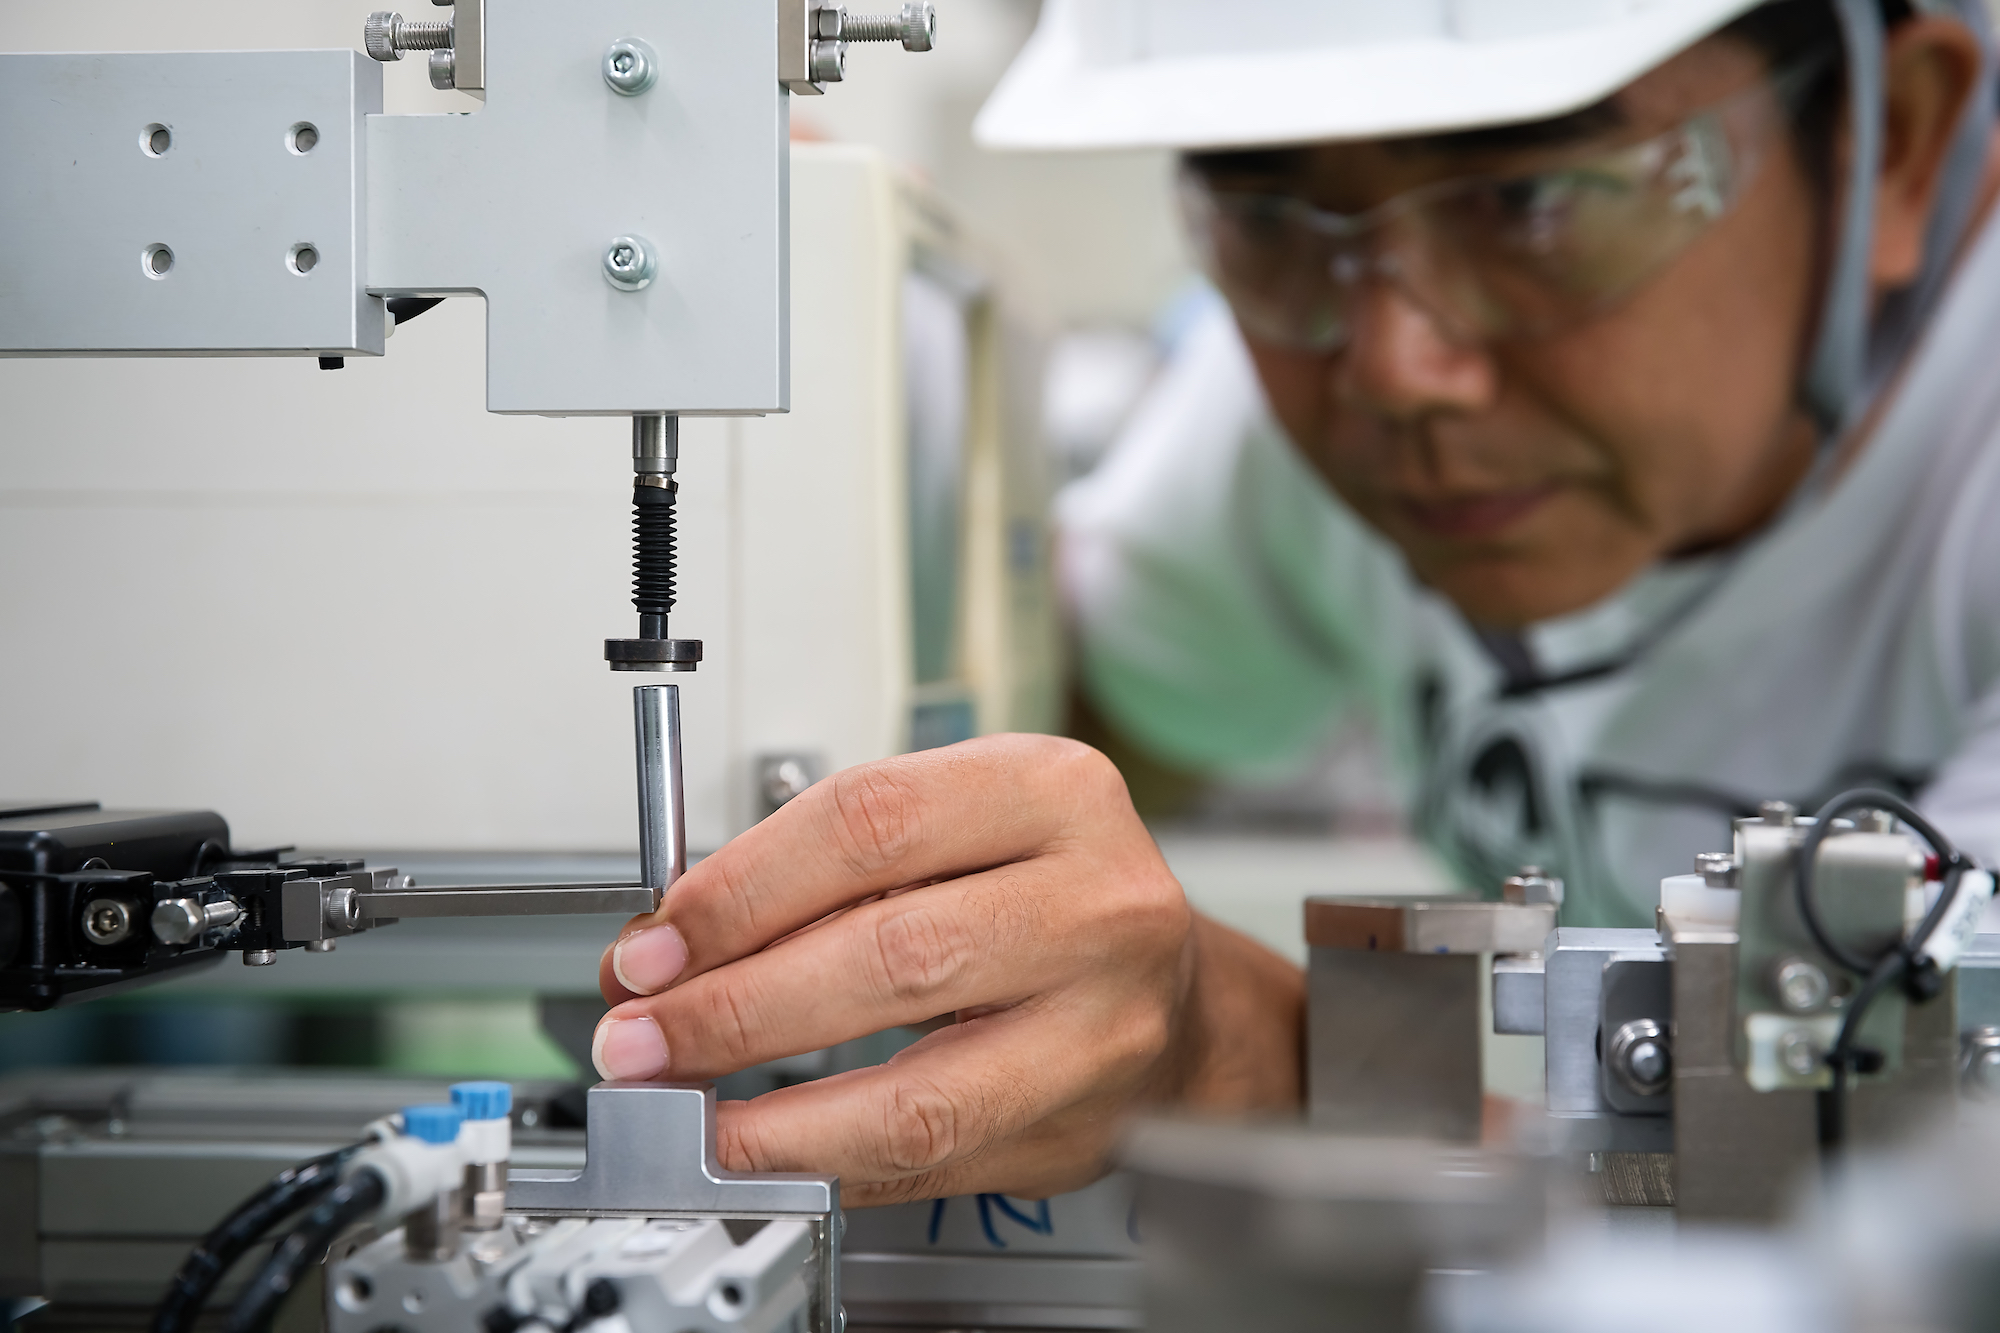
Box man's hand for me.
[591,733,1303,1206]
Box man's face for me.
[1225,38,1821,628]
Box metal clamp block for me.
[509,1082,840,1332]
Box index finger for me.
[652,735,1123,986]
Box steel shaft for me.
[635,684,687,901]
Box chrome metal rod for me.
[355,882,656,919]
[636,683,686,899]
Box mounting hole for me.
[288,243,320,275]
[141,123,171,156]
[143,244,174,278]
[708,1281,746,1319]
[333,1273,373,1313]
[289,122,319,154]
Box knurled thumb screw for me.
[365,10,454,61]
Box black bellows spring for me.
[633,482,677,632]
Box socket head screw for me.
[365,11,404,61]
[602,236,659,291]
[1695,851,1738,888]
[900,1,936,51]
[81,899,134,946]
[602,38,660,95]
[429,48,456,89]
[810,39,847,83]
[1779,1028,1822,1078]
[1774,956,1831,1013]
[324,884,361,931]
[242,949,278,967]
[1759,799,1798,826]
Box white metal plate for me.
[0,51,383,357]
[367,0,790,415]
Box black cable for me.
[151,1145,362,1333]
[1796,788,1971,1153]
[224,1168,386,1333]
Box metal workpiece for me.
[603,37,661,95]
[507,1082,840,1332]
[1303,896,1555,955]
[1308,947,1483,1142]
[1305,897,1553,1142]
[508,1084,834,1217]
[1122,1120,1545,1333]
[634,685,688,897]
[0,51,383,358]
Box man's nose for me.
[1334,278,1499,419]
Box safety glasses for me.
[1179,60,1824,352]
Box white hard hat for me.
[975,0,1767,151]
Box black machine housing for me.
[0,802,370,1012]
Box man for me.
[590,0,2000,1206]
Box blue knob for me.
[401,1104,464,1144]
[450,1081,514,1121]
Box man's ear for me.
[1871,16,1985,289]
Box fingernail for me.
[612,923,688,995]
[591,1016,668,1081]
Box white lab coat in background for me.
[1060,211,2000,928]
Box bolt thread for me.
[842,13,902,41]
[633,482,677,630]
[396,18,454,49]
